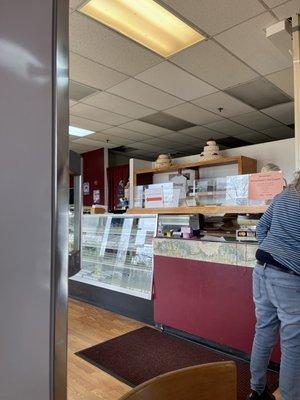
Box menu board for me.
[249,171,283,201]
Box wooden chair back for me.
[119,361,237,400]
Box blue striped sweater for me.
[257,188,300,274]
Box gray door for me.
[0,1,69,399]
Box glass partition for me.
[70,214,157,300]
[133,171,283,208]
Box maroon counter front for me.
[153,251,280,363]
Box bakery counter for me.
[153,237,258,268]
[153,237,280,363]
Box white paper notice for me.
[134,185,144,208]
[145,186,163,208]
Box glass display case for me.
[70,214,157,300]
[156,213,261,242]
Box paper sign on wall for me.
[93,189,100,204]
[83,182,90,195]
[249,171,283,201]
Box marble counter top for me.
[153,238,258,268]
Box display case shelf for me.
[127,205,268,215]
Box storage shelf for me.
[127,205,268,215]
[134,156,256,176]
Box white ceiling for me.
[69,0,297,158]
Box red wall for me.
[82,149,105,206]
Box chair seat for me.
[119,361,237,400]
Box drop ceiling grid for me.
[68,2,295,156]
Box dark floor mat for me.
[76,326,278,399]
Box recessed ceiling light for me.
[80,0,205,58]
[69,126,94,137]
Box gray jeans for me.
[250,264,300,399]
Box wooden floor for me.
[68,299,143,400]
[68,299,280,400]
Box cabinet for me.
[70,214,157,299]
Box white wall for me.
[224,138,295,183]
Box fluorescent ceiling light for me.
[69,125,94,137]
[80,0,205,58]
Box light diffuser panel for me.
[69,125,94,137]
[80,0,205,57]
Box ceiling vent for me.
[266,19,292,59]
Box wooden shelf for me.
[133,156,257,186]
[127,205,268,215]
[135,156,256,175]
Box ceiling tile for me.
[164,103,223,125]
[136,61,217,101]
[70,99,77,107]
[76,138,118,149]
[70,103,132,125]
[225,78,292,109]
[70,115,112,132]
[261,125,294,139]
[160,0,265,35]
[262,0,286,7]
[179,126,227,141]
[87,132,135,145]
[204,120,256,136]
[265,67,294,97]
[230,111,283,130]
[141,138,180,151]
[216,13,292,75]
[70,12,163,76]
[176,147,201,155]
[217,136,253,148]
[69,142,86,153]
[273,0,300,19]
[70,52,127,90]
[160,132,206,145]
[82,92,155,119]
[73,137,102,147]
[130,142,164,151]
[69,0,85,10]
[101,127,153,142]
[69,80,98,101]
[139,112,195,131]
[261,102,294,124]
[192,91,255,117]
[119,120,174,137]
[171,40,258,90]
[108,78,183,110]
[235,131,274,144]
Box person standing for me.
[247,172,300,400]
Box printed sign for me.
[249,171,283,201]
[83,182,90,195]
[145,187,163,208]
[93,189,100,204]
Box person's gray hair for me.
[261,163,281,172]
[289,171,300,193]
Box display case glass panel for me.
[69,210,75,253]
[70,214,157,299]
